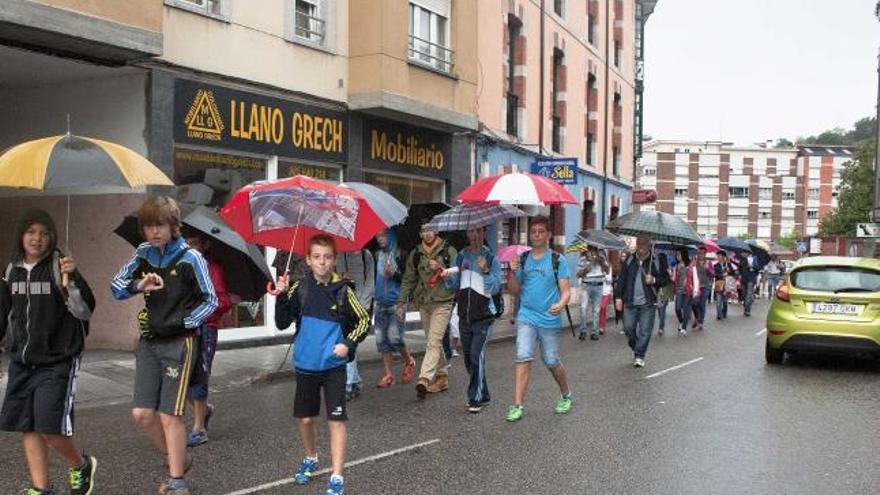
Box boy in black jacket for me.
[0,208,97,495]
[111,196,217,495]
[275,234,370,495]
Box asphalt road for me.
[2,302,879,495]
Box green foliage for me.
[818,139,876,237]
[777,230,801,249]
[737,232,752,240]
[795,117,876,146]
[774,138,794,149]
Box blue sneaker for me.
[186,430,208,447]
[324,475,344,495]
[293,457,319,485]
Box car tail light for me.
[776,282,790,302]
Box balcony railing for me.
[506,93,519,137]
[408,34,455,74]
[294,10,326,43]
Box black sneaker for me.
[578,332,587,341]
[590,333,600,341]
[69,455,97,495]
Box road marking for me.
[644,357,704,379]
[755,328,767,337]
[221,438,441,495]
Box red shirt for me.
[206,258,232,328]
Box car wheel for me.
[765,339,784,365]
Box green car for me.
[765,256,880,364]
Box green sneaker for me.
[555,396,573,414]
[505,405,524,422]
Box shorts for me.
[133,334,196,417]
[294,366,347,421]
[514,321,562,367]
[187,326,219,401]
[0,356,81,436]
[374,304,406,354]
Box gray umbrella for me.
[606,211,702,245]
[425,203,525,232]
[716,237,753,255]
[114,204,272,301]
[339,182,407,227]
[566,229,627,252]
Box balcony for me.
[408,34,455,74]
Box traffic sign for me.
[796,240,807,253]
[856,223,880,238]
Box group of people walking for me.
[0,196,777,495]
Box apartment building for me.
[636,140,855,241]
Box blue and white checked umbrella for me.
[424,203,525,232]
[607,211,702,246]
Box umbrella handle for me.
[266,281,282,296]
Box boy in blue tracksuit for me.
[111,196,217,495]
[275,234,370,495]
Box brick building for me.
[636,140,855,241]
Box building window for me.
[642,167,656,176]
[613,40,621,67]
[551,48,564,153]
[759,210,771,219]
[586,133,596,166]
[674,187,687,198]
[613,146,620,177]
[759,187,772,200]
[729,187,748,199]
[582,200,595,230]
[165,0,227,19]
[808,187,819,199]
[807,209,818,219]
[506,14,522,137]
[782,191,795,200]
[409,1,453,73]
[587,13,596,45]
[554,0,565,17]
[293,0,325,43]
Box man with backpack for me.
[505,216,573,422]
[395,219,457,399]
[442,226,502,414]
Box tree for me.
[797,117,876,146]
[818,139,876,236]
[774,138,793,149]
[777,230,801,249]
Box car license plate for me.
[810,303,860,315]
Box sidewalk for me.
[0,314,548,410]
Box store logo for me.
[184,89,224,141]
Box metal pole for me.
[538,0,546,155]
[601,0,610,228]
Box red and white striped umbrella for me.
[456,171,577,206]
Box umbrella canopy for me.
[701,237,720,253]
[339,182,407,228]
[716,237,753,254]
[745,239,771,268]
[394,202,466,252]
[220,175,386,256]
[114,205,272,301]
[606,211,702,246]
[424,203,525,232]
[456,171,578,206]
[566,229,627,252]
[496,244,531,262]
[0,134,173,194]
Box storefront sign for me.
[363,119,452,179]
[531,158,577,184]
[174,79,348,163]
[632,189,657,204]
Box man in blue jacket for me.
[275,234,370,495]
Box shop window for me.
[363,171,443,206]
[409,1,454,73]
[165,0,228,20]
[279,161,341,183]
[172,148,268,330]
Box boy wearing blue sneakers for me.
[275,234,370,495]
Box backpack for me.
[454,251,505,319]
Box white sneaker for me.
[634,358,645,368]
[679,328,687,336]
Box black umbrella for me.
[715,237,753,255]
[565,229,627,252]
[115,204,271,301]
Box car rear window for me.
[790,266,880,293]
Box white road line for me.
[222,439,441,495]
[755,328,767,337]
[644,357,704,379]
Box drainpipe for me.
[601,0,611,227]
[538,0,546,155]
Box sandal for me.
[401,358,416,384]
[376,374,395,388]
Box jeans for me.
[346,360,361,388]
[743,282,755,315]
[623,303,656,359]
[514,321,562,367]
[579,283,604,336]
[460,318,493,406]
[656,300,669,331]
[675,294,693,330]
[692,287,710,325]
[188,325,218,401]
[767,275,781,300]
[715,290,728,319]
[374,304,406,354]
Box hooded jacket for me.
[275,273,370,373]
[111,237,218,338]
[446,245,502,324]
[374,230,406,306]
[2,209,95,365]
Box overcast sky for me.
[643,0,880,145]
